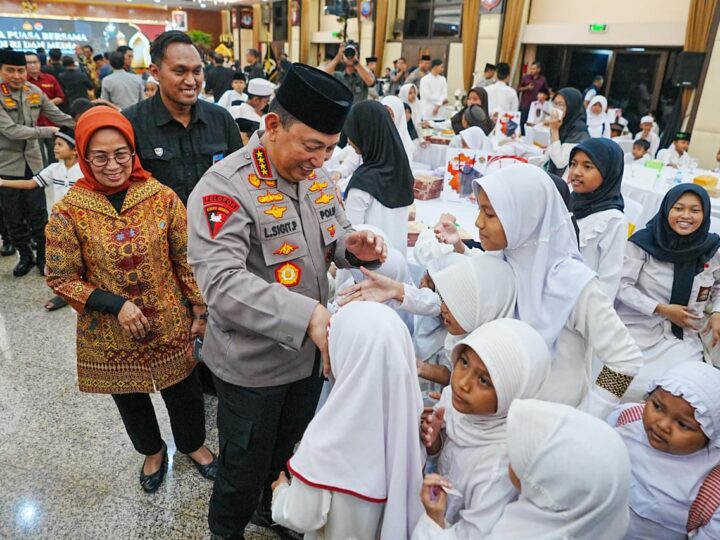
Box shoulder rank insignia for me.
[308,180,328,192]
[273,242,299,256]
[202,194,240,239]
[0,83,10,95]
[28,92,42,106]
[314,192,334,205]
[264,205,288,219]
[252,146,274,179]
[275,261,301,287]
[3,96,17,110]
[258,191,284,204]
[247,173,261,188]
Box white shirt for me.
[34,161,83,202]
[658,147,695,168]
[217,89,247,112]
[624,153,650,166]
[577,209,627,299]
[272,480,383,540]
[633,131,660,159]
[545,140,579,177]
[344,189,409,255]
[229,102,261,123]
[419,73,448,120]
[485,81,519,115]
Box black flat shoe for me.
[0,243,14,257]
[139,441,167,493]
[189,449,217,480]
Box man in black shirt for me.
[58,56,94,111]
[41,48,65,79]
[204,53,234,103]
[243,48,265,81]
[123,31,242,206]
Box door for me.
[565,48,611,94]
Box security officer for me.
[0,49,74,276]
[187,63,387,540]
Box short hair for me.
[431,59,443,68]
[532,60,542,70]
[109,51,125,70]
[497,62,511,79]
[92,54,104,62]
[268,99,299,130]
[70,98,94,118]
[83,44,93,52]
[633,139,651,151]
[117,45,133,54]
[213,53,225,64]
[593,74,604,83]
[61,56,75,67]
[150,31,194,65]
[397,56,406,63]
[49,48,62,61]
[24,52,40,61]
[247,48,260,59]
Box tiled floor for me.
[0,255,277,539]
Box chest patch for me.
[202,194,240,239]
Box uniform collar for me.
[151,92,207,127]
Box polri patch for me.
[275,261,301,287]
[252,147,274,179]
[202,194,240,239]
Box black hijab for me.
[569,138,625,220]
[344,100,415,209]
[630,184,720,339]
[547,172,580,244]
[468,86,494,135]
[557,87,590,144]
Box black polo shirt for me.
[122,93,242,205]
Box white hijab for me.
[399,83,423,126]
[459,126,488,151]
[586,95,611,139]
[288,302,425,539]
[616,361,720,536]
[382,95,415,164]
[491,399,631,540]
[476,164,596,349]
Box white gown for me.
[577,209,628,300]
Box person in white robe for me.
[609,362,720,540]
[474,164,644,418]
[658,131,696,168]
[419,319,551,537]
[271,302,425,539]
[615,184,720,401]
[419,60,448,121]
[343,100,414,255]
[585,95,612,138]
[381,95,415,164]
[568,138,628,299]
[414,399,631,539]
[633,115,661,158]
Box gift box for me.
[413,174,444,200]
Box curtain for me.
[681,0,718,116]
[253,4,262,52]
[300,0,311,64]
[498,0,524,65]
[373,0,389,76]
[461,0,481,91]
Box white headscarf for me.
[476,164,596,349]
[491,399,631,540]
[431,253,517,335]
[586,95,611,139]
[413,228,454,271]
[382,95,415,164]
[614,362,720,536]
[399,83,423,126]
[459,126,488,150]
[288,302,425,539]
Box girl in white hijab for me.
[448,126,491,153]
[416,399,631,539]
[417,319,551,538]
[474,164,643,418]
[400,83,424,135]
[382,95,416,164]
[271,302,424,539]
[609,361,720,540]
[586,95,612,139]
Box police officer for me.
[0,49,74,276]
[187,63,387,540]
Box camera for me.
[344,42,358,59]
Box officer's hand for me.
[118,301,151,340]
[271,471,290,491]
[345,230,387,263]
[47,126,60,135]
[308,304,332,377]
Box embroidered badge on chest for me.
[257,191,284,204]
[308,180,328,192]
[273,242,299,256]
[3,96,17,110]
[28,92,41,106]
[327,225,336,238]
[275,261,302,287]
[314,192,334,205]
[252,147,274,179]
[154,148,164,157]
[202,194,240,239]
[264,205,288,219]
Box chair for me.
[624,197,644,237]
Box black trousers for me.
[111,366,206,456]
[0,205,8,244]
[0,167,47,247]
[520,106,530,135]
[208,363,324,536]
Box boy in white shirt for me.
[659,131,695,168]
[0,126,81,310]
[633,114,660,158]
[217,72,248,113]
[625,138,651,166]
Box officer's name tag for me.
[263,219,299,239]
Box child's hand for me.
[703,312,720,347]
[434,221,460,246]
[271,471,289,491]
[336,267,404,305]
[421,406,445,454]
[420,474,451,527]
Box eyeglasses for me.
[85,150,135,168]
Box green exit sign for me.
[589,23,609,33]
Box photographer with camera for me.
[322,42,376,105]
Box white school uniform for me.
[413,399,631,539]
[344,190,409,256]
[615,242,720,401]
[624,152,650,166]
[608,362,720,540]
[419,73,448,120]
[545,140,579,178]
[272,302,425,539]
[34,161,82,202]
[477,165,644,418]
[229,101,261,124]
[577,209,627,299]
[484,81,518,118]
[658,146,695,168]
[217,89,247,112]
[633,130,660,159]
[586,96,612,139]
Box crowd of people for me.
[2,27,720,540]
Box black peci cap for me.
[420,54,431,61]
[0,49,27,67]
[55,125,76,148]
[674,131,691,142]
[274,63,353,135]
[484,63,497,72]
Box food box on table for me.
[413,174,444,200]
